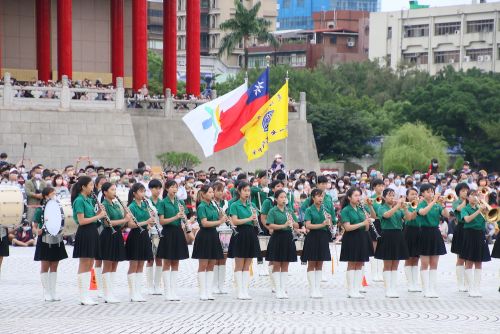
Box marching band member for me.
[145,179,163,295]
[72,176,106,306]
[416,184,449,298]
[100,182,129,303]
[265,190,298,299]
[260,180,284,292]
[212,182,229,294]
[302,189,332,299]
[192,185,225,300]
[0,223,8,282]
[157,180,190,301]
[461,190,491,297]
[126,183,155,302]
[369,178,385,282]
[340,187,375,299]
[403,188,421,292]
[451,183,470,292]
[93,175,107,298]
[374,188,410,298]
[33,187,68,302]
[251,171,270,276]
[228,181,260,300]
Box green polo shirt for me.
[229,199,256,227]
[197,201,219,229]
[129,200,151,223]
[416,200,442,228]
[461,204,486,231]
[103,199,124,224]
[340,204,367,226]
[158,196,186,227]
[452,199,466,225]
[251,186,268,211]
[33,207,43,229]
[300,193,337,223]
[150,197,161,210]
[378,203,404,230]
[304,205,328,231]
[405,206,419,227]
[72,194,97,225]
[261,197,274,216]
[266,206,297,231]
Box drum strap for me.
[42,232,63,247]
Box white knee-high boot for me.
[102,272,119,303]
[49,271,60,301]
[234,271,244,300]
[153,266,163,295]
[79,272,98,305]
[391,270,399,298]
[145,266,154,295]
[95,267,103,298]
[353,270,364,298]
[314,270,323,298]
[456,265,467,292]
[206,271,215,300]
[471,269,482,297]
[383,271,392,298]
[134,273,146,302]
[272,272,282,299]
[198,272,208,300]
[307,271,316,298]
[212,265,221,294]
[242,271,252,300]
[170,271,180,301]
[218,265,227,294]
[411,266,421,292]
[428,270,439,298]
[280,272,289,299]
[404,266,414,292]
[41,272,53,302]
[162,270,173,301]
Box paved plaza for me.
[0,244,499,334]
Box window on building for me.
[387,27,392,39]
[177,36,185,50]
[465,48,493,61]
[178,0,183,11]
[403,52,428,64]
[404,24,429,38]
[434,50,460,64]
[434,22,461,35]
[211,0,217,9]
[248,56,267,69]
[201,0,209,9]
[283,0,291,9]
[201,13,209,28]
[210,35,218,49]
[148,40,163,50]
[276,54,307,67]
[330,36,337,44]
[149,25,163,34]
[201,33,209,49]
[297,0,305,6]
[466,19,494,33]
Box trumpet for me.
[404,200,419,209]
[438,194,455,203]
[115,196,144,233]
[475,196,499,223]
[142,198,162,237]
[479,187,489,196]
[90,192,115,234]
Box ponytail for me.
[128,183,146,206]
[71,176,92,204]
[342,187,361,209]
[310,188,323,206]
[196,185,211,209]
[273,190,286,206]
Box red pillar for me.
[110,0,124,86]
[36,0,52,82]
[57,0,72,80]
[186,0,200,96]
[163,0,177,95]
[132,0,147,91]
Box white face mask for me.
[298,184,304,190]
[283,187,289,193]
[338,182,344,187]
[174,178,181,184]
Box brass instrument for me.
[404,200,419,209]
[438,194,455,204]
[375,196,383,205]
[142,199,162,237]
[90,193,115,234]
[475,196,499,223]
[479,187,489,196]
[115,196,144,233]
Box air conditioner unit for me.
[484,55,491,61]
[327,21,336,29]
[464,56,471,62]
[454,30,460,34]
[347,41,355,47]
[477,55,484,62]
[449,58,455,63]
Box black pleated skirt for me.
[0,235,9,257]
[73,223,101,259]
[404,225,420,258]
[451,223,465,255]
[156,224,189,260]
[192,228,224,260]
[369,219,382,241]
[375,230,409,260]
[492,237,500,258]
[301,229,331,262]
[461,229,491,262]
[99,227,126,262]
[340,228,373,262]
[265,230,297,262]
[227,225,261,259]
[34,235,68,261]
[418,226,446,256]
[126,228,154,261]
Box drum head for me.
[44,200,63,236]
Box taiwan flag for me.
[213,68,270,153]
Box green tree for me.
[148,50,163,95]
[218,0,278,70]
[156,152,201,171]
[382,123,448,174]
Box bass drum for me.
[59,197,77,236]
[0,186,24,227]
[44,199,63,236]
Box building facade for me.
[147,0,277,75]
[369,2,500,75]
[277,0,379,30]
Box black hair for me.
[257,171,267,179]
[101,182,114,202]
[371,178,384,189]
[162,180,178,198]
[196,184,212,208]
[455,182,470,197]
[276,172,286,181]
[342,187,362,209]
[94,176,106,192]
[137,161,146,169]
[148,179,163,189]
[41,187,55,206]
[419,183,435,195]
[270,180,284,190]
[71,176,93,204]
[273,189,286,206]
[382,188,395,204]
[128,183,146,206]
[236,173,247,181]
[237,181,250,192]
[406,187,418,197]
[212,181,225,192]
[51,174,63,187]
[309,188,324,206]
[317,175,328,184]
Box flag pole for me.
[265,55,271,171]
[285,71,289,173]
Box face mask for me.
[143,176,150,181]
[252,182,258,187]
[232,176,237,180]
[91,177,97,182]
[370,172,377,177]
[298,184,304,190]
[356,173,361,178]
[429,179,436,184]
[187,182,194,188]
[450,182,457,188]
[56,179,63,186]
[395,179,401,186]
[283,187,289,193]
[175,178,181,184]
[180,176,185,181]
[23,226,30,231]
[35,174,42,180]
[388,174,394,179]
[432,163,438,167]
[414,174,421,180]
[338,182,344,187]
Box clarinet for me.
[143,199,162,237]
[248,198,263,234]
[359,201,380,239]
[115,196,144,233]
[177,202,191,233]
[284,206,296,235]
[213,200,238,235]
[90,192,115,234]
[321,204,335,236]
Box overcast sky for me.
[381,0,500,12]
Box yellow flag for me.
[241,81,289,161]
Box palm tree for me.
[218,0,279,70]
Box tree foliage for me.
[156,152,201,170]
[382,123,448,174]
